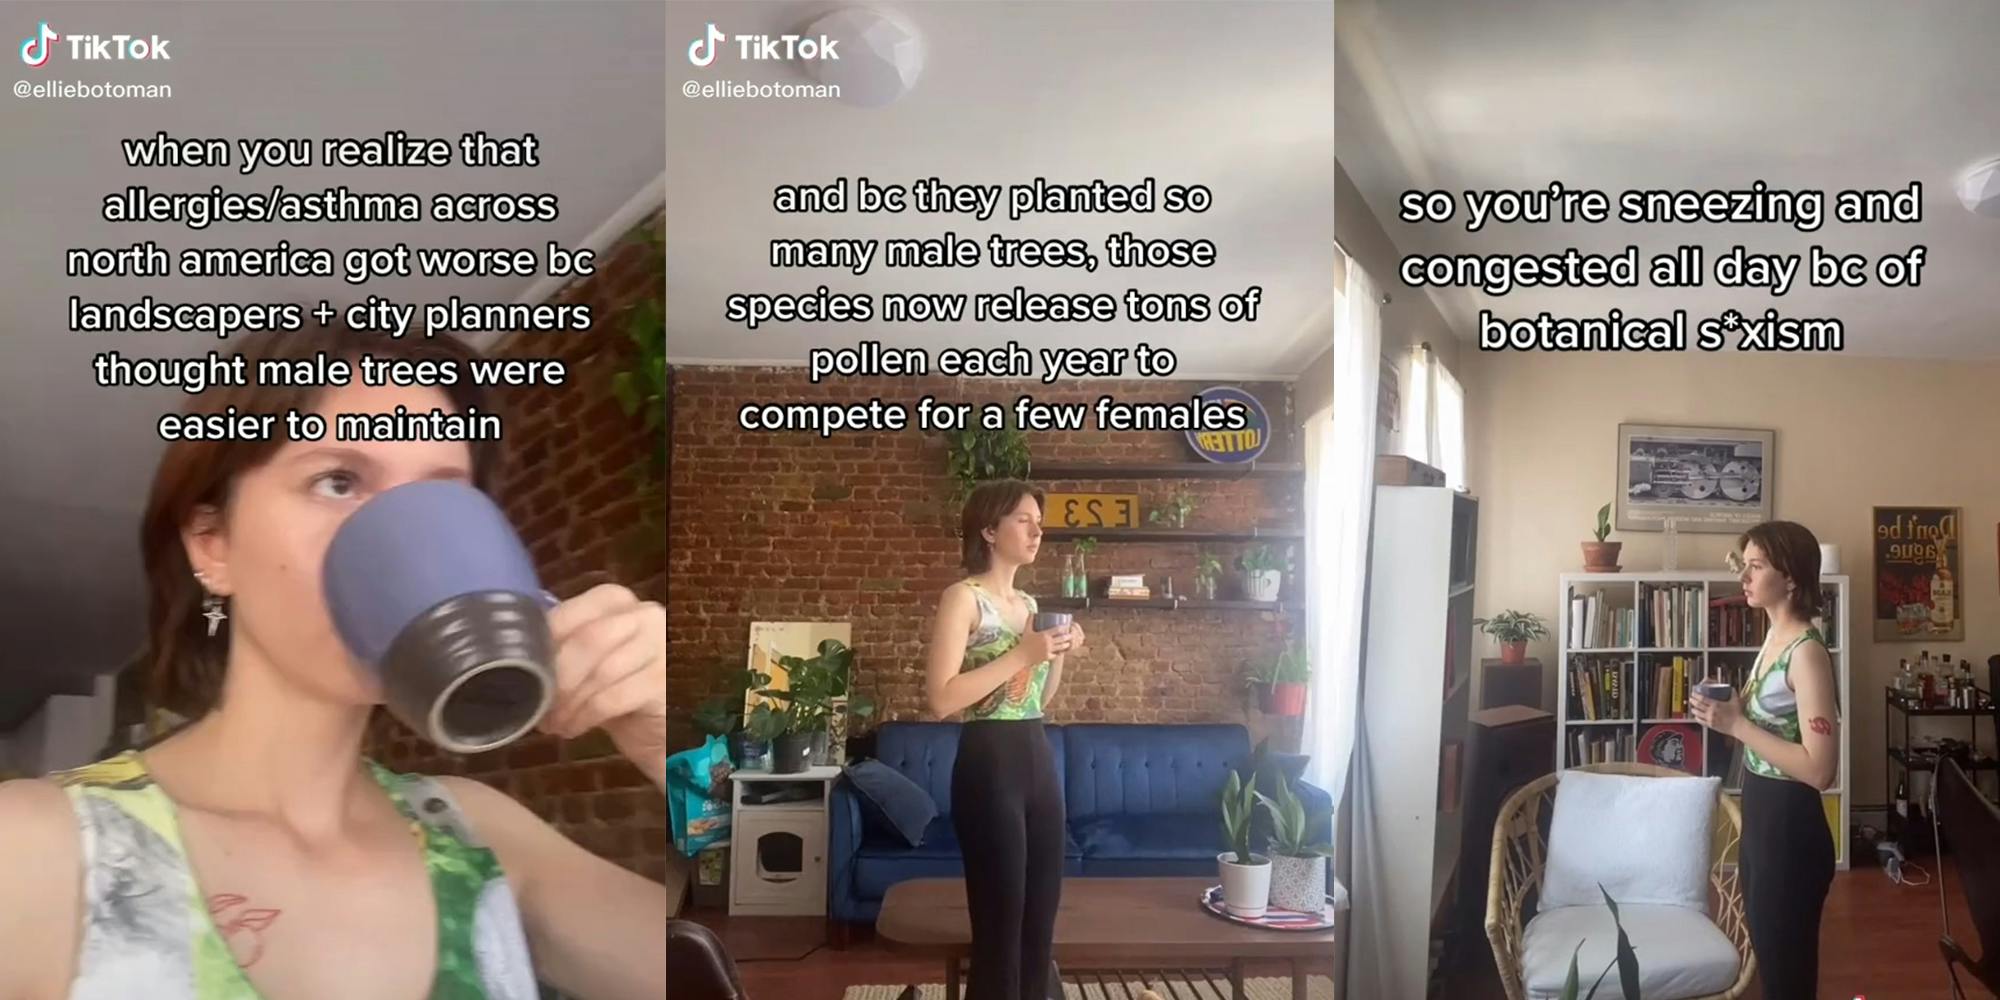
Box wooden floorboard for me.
[687,859,1980,999]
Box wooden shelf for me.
[1032,461,1302,480]
[1043,527,1301,543]
[1040,596,1294,612]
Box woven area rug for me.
[842,975,1335,1000]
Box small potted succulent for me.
[1583,502,1623,572]
[1216,769,1271,918]
[1257,774,1335,913]
[1473,611,1549,665]
[1239,544,1286,603]
[1268,642,1309,716]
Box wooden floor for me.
[688,859,1981,1000]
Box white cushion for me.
[1541,770,1719,912]
[1522,903,1739,1000]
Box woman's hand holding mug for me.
[1688,676,1744,737]
[1021,621,1073,663]
[541,583,668,787]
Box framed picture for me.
[1873,507,1961,642]
[1615,424,1774,533]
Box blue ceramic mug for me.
[323,480,556,753]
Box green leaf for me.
[1559,944,1582,1000]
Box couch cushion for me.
[1073,815,1220,862]
[870,722,1066,818]
[1063,724,1250,820]
[1541,770,1719,913]
[1522,903,1739,1000]
[844,759,938,848]
[861,817,1082,861]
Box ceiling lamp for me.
[803,7,924,108]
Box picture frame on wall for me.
[1873,507,1961,642]
[1615,424,1774,533]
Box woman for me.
[1690,521,1839,1000]
[0,328,667,1000]
[923,480,1086,1000]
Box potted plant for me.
[1194,549,1223,601]
[1242,655,1279,714]
[1583,502,1622,572]
[1268,641,1309,716]
[692,665,773,767]
[762,640,876,772]
[1556,888,1641,1000]
[1473,611,1549,666]
[1148,489,1197,529]
[1239,545,1285,602]
[1216,769,1271,918]
[1256,774,1335,912]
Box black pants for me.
[952,718,1065,1000]
[1740,771,1834,1000]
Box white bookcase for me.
[1352,485,1479,1000]
[1556,571,1851,869]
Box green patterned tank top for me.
[961,579,1050,721]
[49,751,538,999]
[1741,626,1824,780]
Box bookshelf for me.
[1556,571,1851,870]
[1353,485,1479,1000]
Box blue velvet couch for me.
[828,721,1332,926]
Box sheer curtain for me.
[1301,255,1380,807]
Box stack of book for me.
[1108,574,1150,600]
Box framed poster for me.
[1873,507,1961,642]
[1616,424,1773,533]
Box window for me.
[1400,343,1466,491]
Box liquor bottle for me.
[1896,775,1909,819]
[1897,659,1913,702]
[1933,547,1957,630]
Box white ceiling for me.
[1336,0,2000,359]
[0,2,664,727]
[664,0,1337,380]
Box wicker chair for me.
[1484,762,1754,1000]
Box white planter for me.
[1270,853,1328,913]
[1216,852,1272,918]
[1246,571,1283,603]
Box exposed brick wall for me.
[666,369,1305,753]
[366,212,668,883]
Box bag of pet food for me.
[668,735,734,858]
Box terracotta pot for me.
[1270,682,1308,716]
[1581,541,1623,572]
[1500,641,1528,665]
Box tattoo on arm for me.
[1808,716,1833,736]
[209,893,283,968]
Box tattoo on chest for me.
[1808,716,1833,736]
[209,893,283,967]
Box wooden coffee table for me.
[877,877,1335,1000]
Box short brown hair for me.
[960,479,1045,573]
[138,327,501,720]
[1738,520,1822,620]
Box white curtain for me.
[1301,257,1381,806]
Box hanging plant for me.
[605,219,667,564]
[941,424,1030,505]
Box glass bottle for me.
[1062,554,1079,598]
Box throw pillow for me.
[844,759,938,848]
[1540,770,1720,913]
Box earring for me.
[203,594,228,637]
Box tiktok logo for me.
[687,23,723,67]
[19,21,58,67]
